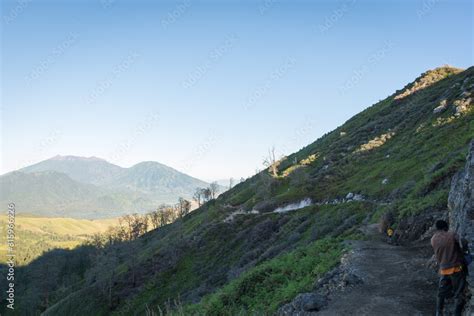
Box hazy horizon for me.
[0,153,236,183]
[2,0,472,180]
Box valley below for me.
[0,215,118,265]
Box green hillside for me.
[105,161,211,199]
[3,66,473,315]
[0,171,155,218]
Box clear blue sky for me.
[1,0,472,180]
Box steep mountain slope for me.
[1,157,210,218]
[4,66,473,315]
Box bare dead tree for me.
[202,187,212,202]
[193,188,204,207]
[263,146,281,177]
[178,197,191,218]
[209,182,219,199]
[159,208,169,227]
[148,207,163,229]
[120,215,134,240]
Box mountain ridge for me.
[49,155,108,162]
[1,156,212,218]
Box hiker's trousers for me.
[436,269,467,316]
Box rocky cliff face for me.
[448,139,474,315]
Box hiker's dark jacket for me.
[431,231,464,270]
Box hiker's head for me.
[435,220,449,231]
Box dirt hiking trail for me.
[319,241,437,315]
[318,224,439,315]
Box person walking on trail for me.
[386,227,394,244]
[431,220,468,316]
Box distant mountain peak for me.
[130,161,168,169]
[132,161,160,166]
[6,154,211,217]
[50,155,106,162]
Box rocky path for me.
[317,239,438,315]
[278,223,440,315]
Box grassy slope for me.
[8,66,473,316]
[183,237,344,315]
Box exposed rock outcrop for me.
[394,66,463,100]
[395,210,445,243]
[277,293,328,315]
[448,139,474,315]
